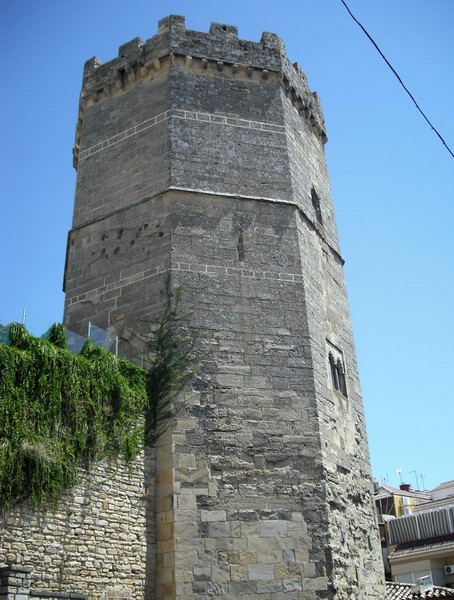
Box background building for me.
[375,480,454,589]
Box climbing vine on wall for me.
[0,323,147,510]
[0,295,197,510]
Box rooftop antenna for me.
[420,473,426,490]
[396,468,403,484]
[410,470,420,490]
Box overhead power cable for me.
[339,0,454,160]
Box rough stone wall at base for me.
[0,565,87,600]
[0,453,155,600]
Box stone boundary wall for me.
[0,566,87,600]
[0,452,155,600]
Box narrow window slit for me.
[311,187,323,224]
[329,352,348,397]
[237,228,245,262]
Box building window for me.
[328,352,348,397]
[311,187,323,224]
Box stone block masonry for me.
[1,14,387,600]
[64,14,385,599]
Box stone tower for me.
[64,16,385,600]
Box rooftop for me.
[414,497,454,513]
[389,534,454,561]
[376,483,431,501]
[386,581,454,599]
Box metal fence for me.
[0,310,146,365]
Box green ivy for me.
[0,323,148,510]
[0,289,197,511]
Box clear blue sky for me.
[1,0,453,491]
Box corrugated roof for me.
[386,581,454,599]
[388,507,454,545]
[414,498,454,512]
[389,534,454,560]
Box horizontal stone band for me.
[78,109,286,162]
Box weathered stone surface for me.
[2,15,386,600]
[0,456,153,600]
[66,15,385,600]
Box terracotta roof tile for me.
[386,582,454,599]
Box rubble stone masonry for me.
[0,454,155,599]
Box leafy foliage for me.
[0,323,147,509]
[42,322,68,348]
[0,323,11,345]
[0,291,197,510]
[146,286,197,443]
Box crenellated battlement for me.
[73,16,326,168]
[82,15,286,83]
